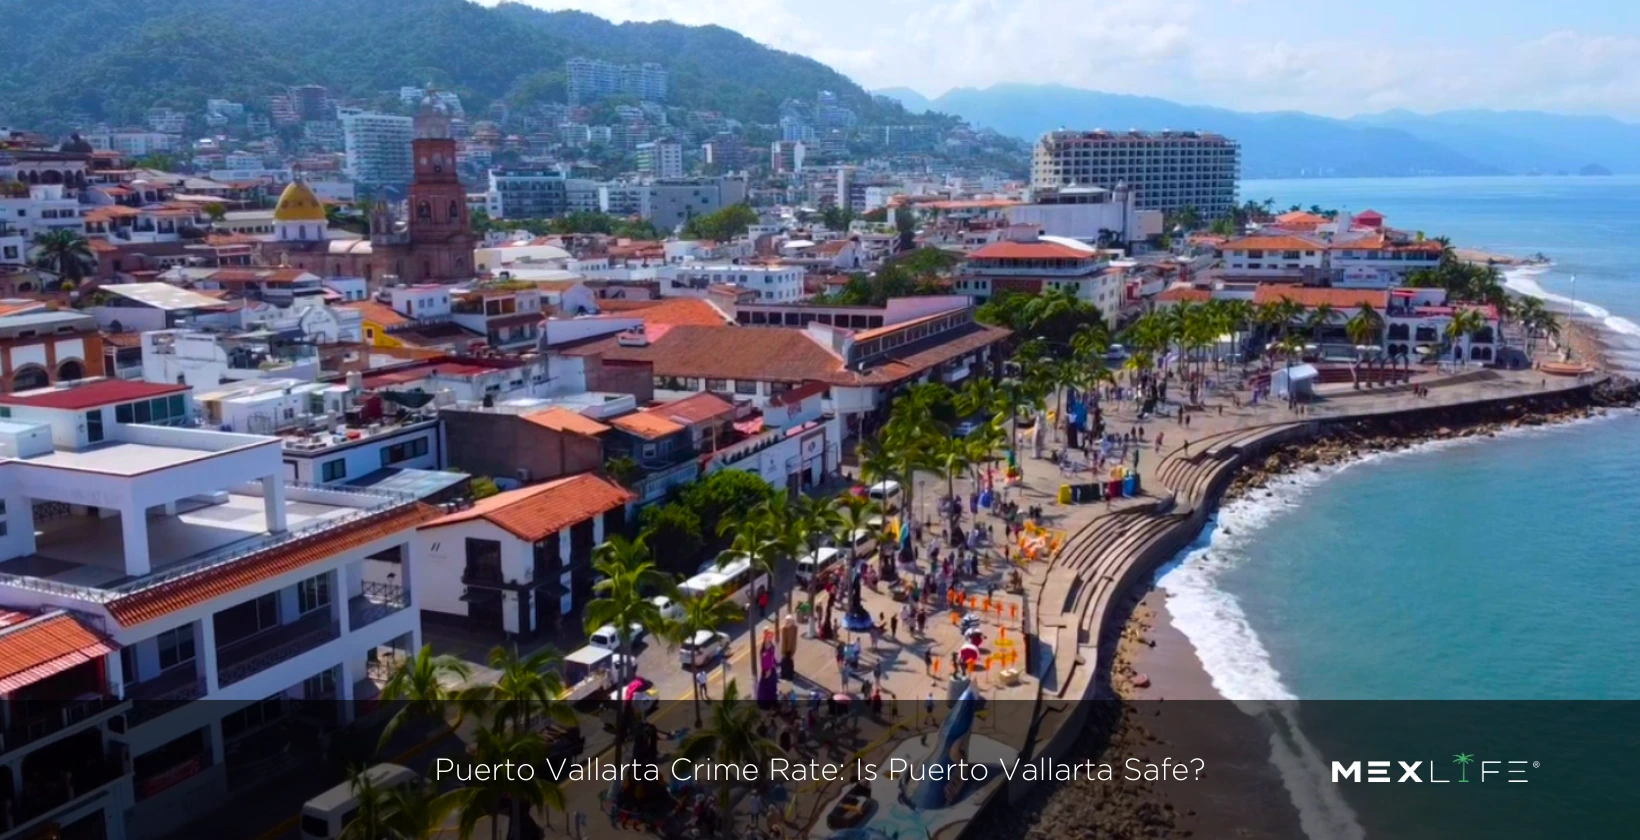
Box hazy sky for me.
[500,0,1640,118]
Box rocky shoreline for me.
[1224,375,1640,500]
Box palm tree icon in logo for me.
[1453,753,1475,783]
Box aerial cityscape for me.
[0,1,1636,839]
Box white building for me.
[485,169,567,220]
[1031,129,1239,217]
[0,378,432,840]
[635,141,683,179]
[1217,234,1328,277]
[599,183,652,218]
[140,329,321,387]
[1005,185,1161,246]
[665,263,805,302]
[340,111,414,189]
[416,473,632,636]
[193,378,445,485]
[0,185,85,240]
[956,230,1122,325]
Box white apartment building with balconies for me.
[340,111,415,189]
[0,378,433,840]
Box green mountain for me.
[0,0,927,130]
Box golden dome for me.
[273,181,327,222]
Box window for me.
[321,459,347,482]
[297,574,330,614]
[734,380,758,395]
[157,624,196,670]
[380,437,430,466]
[303,669,336,699]
[86,410,103,443]
[705,379,729,393]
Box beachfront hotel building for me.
[0,378,435,840]
[1030,129,1240,218]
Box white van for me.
[795,546,843,589]
[301,763,418,840]
[866,480,903,511]
[678,630,729,668]
[846,528,877,560]
[588,623,647,651]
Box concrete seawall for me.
[987,377,1615,811]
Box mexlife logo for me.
[1331,754,1537,783]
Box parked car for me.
[588,623,647,651]
[650,595,683,621]
[678,630,730,668]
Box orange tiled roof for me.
[1251,286,1389,310]
[564,321,1011,389]
[341,300,410,328]
[610,411,685,440]
[0,300,48,318]
[595,298,731,327]
[0,613,119,695]
[1156,286,1212,303]
[523,407,611,437]
[107,503,441,627]
[1329,233,1442,253]
[1219,235,1323,252]
[649,392,735,425]
[421,474,633,541]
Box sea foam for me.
[1503,265,1640,341]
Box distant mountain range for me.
[0,0,931,131]
[876,83,1640,178]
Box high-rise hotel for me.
[1031,129,1239,218]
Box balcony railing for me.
[216,611,340,687]
[3,694,126,755]
[348,581,408,630]
[7,752,123,834]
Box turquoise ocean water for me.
[1151,176,1640,837]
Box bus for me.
[679,556,769,609]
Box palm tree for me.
[1444,309,1485,365]
[1307,303,1339,346]
[933,436,973,524]
[586,534,669,806]
[1345,304,1383,387]
[467,644,575,739]
[1218,299,1255,367]
[29,229,95,283]
[452,724,566,840]
[678,680,783,836]
[339,765,398,840]
[788,493,844,611]
[378,644,472,750]
[668,586,744,724]
[716,492,795,682]
[383,783,460,840]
